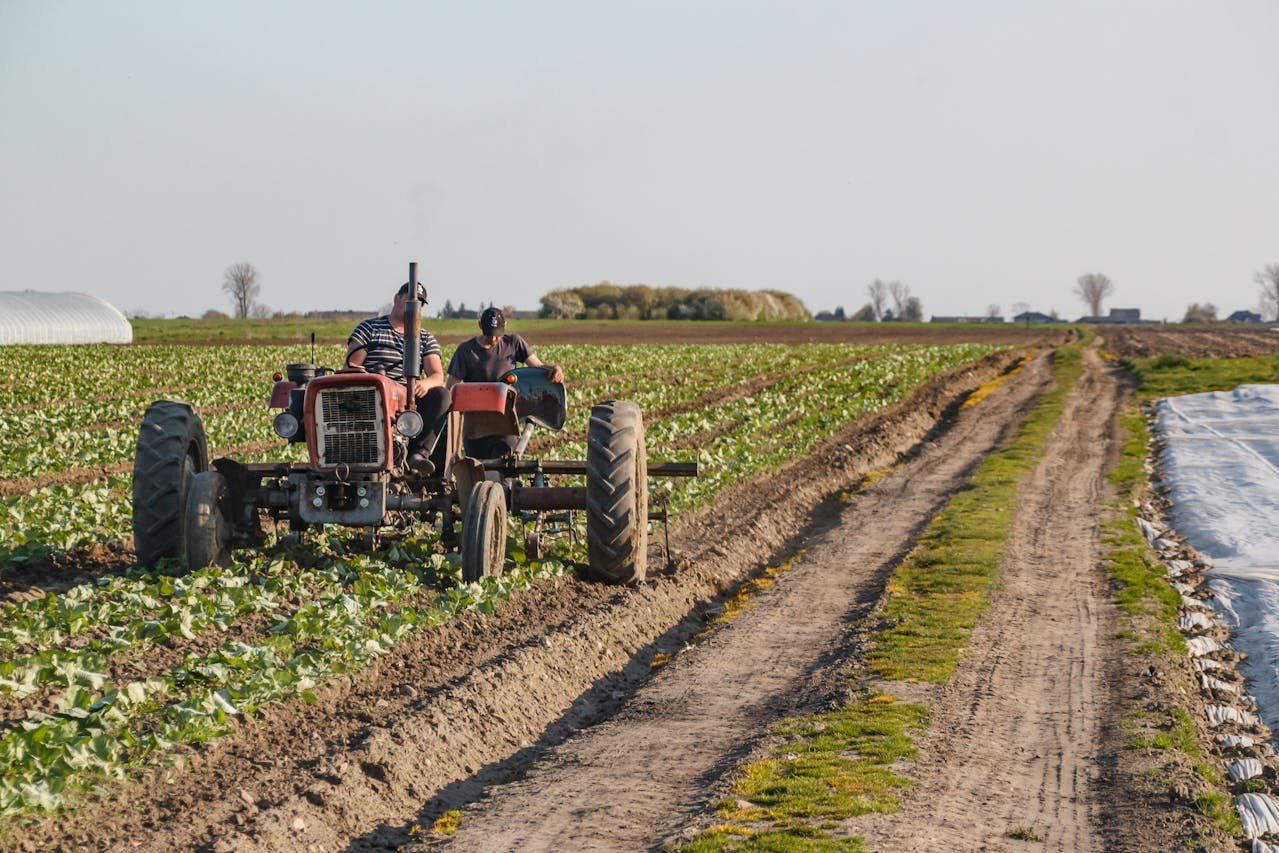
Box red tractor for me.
[131,265,695,584]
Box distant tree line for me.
[437,300,508,320]
[539,283,810,321]
[819,279,923,322]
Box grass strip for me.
[1125,353,1279,398]
[866,347,1080,683]
[1101,363,1250,837]
[681,347,1081,850]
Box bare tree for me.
[903,296,923,322]
[986,304,1001,319]
[888,281,910,318]
[1256,264,1279,321]
[866,279,888,321]
[1074,273,1114,317]
[222,262,261,319]
[1011,301,1031,320]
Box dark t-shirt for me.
[447,334,532,382]
[347,316,442,381]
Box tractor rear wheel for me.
[586,400,648,585]
[461,480,507,583]
[185,471,232,569]
[132,401,208,570]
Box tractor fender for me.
[450,383,513,414]
[450,383,520,439]
[269,380,296,408]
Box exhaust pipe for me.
[404,261,421,410]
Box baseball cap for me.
[397,281,428,303]
[480,307,506,334]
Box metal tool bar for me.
[485,459,699,477]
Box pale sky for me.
[2,1,1277,322]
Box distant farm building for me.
[1012,311,1061,324]
[0,291,133,344]
[1227,310,1262,324]
[929,315,1005,324]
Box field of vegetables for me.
[0,339,1003,821]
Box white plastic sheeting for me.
[0,291,132,344]
[1230,758,1266,782]
[1156,386,1279,733]
[1239,793,1279,839]
[1207,704,1261,728]
[1187,636,1226,657]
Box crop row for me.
[0,535,571,815]
[0,343,960,566]
[0,343,869,480]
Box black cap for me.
[480,307,506,335]
[397,281,428,303]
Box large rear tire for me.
[461,480,507,583]
[185,471,232,569]
[133,401,209,570]
[586,400,648,585]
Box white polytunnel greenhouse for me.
[0,291,133,344]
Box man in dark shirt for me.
[346,281,451,473]
[447,307,563,459]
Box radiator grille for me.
[316,387,384,465]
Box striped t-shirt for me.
[347,315,442,381]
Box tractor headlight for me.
[273,412,300,439]
[395,410,424,438]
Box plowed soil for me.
[1106,324,1279,358]
[485,321,1067,347]
[14,339,1194,851]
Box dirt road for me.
[424,355,1052,852]
[856,346,1141,850]
[426,346,1184,852]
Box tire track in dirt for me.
[418,356,1053,853]
[856,345,1127,851]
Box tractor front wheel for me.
[185,471,232,569]
[586,400,648,585]
[133,401,209,570]
[461,480,507,583]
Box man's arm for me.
[414,353,446,396]
[444,344,465,388]
[345,341,367,368]
[526,352,564,383]
[346,321,372,368]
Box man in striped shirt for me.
[345,281,450,473]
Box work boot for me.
[407,450,435,475]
